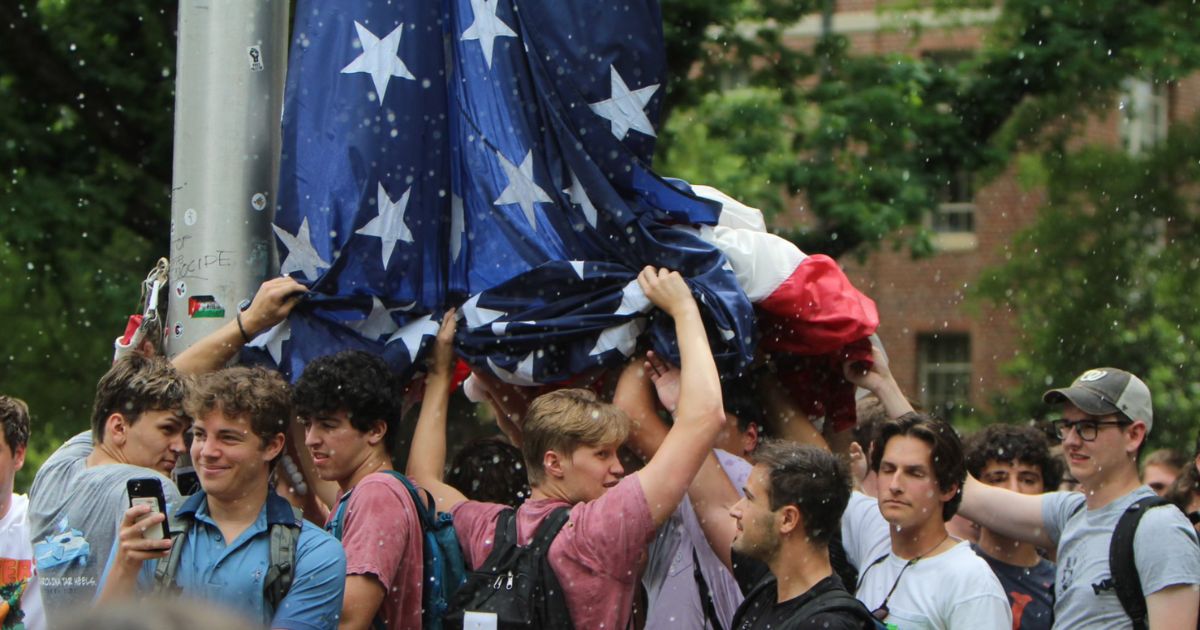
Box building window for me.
[919,50,979,251]
[1119,79,1168,156]
[928,169,977,251]
[917,333,971,418]
[934,169,976,232]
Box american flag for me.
[246,0,757,385]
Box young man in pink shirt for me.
[408,266,727,629]
[293,349,422,630]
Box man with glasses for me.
[960,368,1200,629]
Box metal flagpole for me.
[166,0,290,357]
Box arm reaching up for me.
[757,367,828,449]
[842,345,913,420]
[611,355,669,462]
[405,309,469,512]
[645,352,740,570]
[634,267,727,527]
[610,350,742,571]
[172,276,307,375]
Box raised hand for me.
[842,343,914,419]
[428,308,458,379]
[645,350,681,415]
[637,266,698,320]
[848,441,869,487]
[842,345,892,394]
[241,276,308,337]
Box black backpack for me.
[444,507,574,629]
[1100,495,1200,630]
[735,577,883,630]
[798,590,885,630]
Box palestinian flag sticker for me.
[188,295,226,319]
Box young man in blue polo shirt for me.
[97,367,346,630]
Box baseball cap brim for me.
[1043,387,1124,418]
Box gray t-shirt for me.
[27,431,182,618]
[1043,486,1200,629]
[643,450,752,630]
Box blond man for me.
[408,266,727,629]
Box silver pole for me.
[166,0,290,356]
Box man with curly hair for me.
[98,367,345,630]
[965,424,1062,630]
[293,350,424,630]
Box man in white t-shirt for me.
[852,411,1010,629]
[840,392,892,574]
[0,397,44,629]
[960,368,1200,629]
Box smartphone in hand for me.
[127,477,172,540]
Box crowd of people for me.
[0,268,1197,629]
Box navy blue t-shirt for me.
[971,543,1055,630]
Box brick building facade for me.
[784,2,1197,418]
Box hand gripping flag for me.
[246,0,756,384]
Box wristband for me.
[236,311,253,344]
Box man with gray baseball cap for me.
[959,367,1200,629]
[1042,368,1153,433]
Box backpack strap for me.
[153,516,191,597]
[528,507,570,552]
[474,508,518,572]
[479,506,570,559]
[692,546,725,630]
[263,502,304,617]
[1109,495,1170,630]
[734,577,881,630]
[328,490,352,540]
[797,588,883,629]
[380,470,439,527]
[328,471,427,539]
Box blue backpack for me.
[328,470,467,630]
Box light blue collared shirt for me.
[100,491,345,630]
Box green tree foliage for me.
[0,1,177,488]
[657,0,1200,258]
[977,118,1200,449]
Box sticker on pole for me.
[188,295,226,319]
[183,208,198,226]
[173,322,184,338]
[248,46,265,72]
[175,281,187,298]
[251,192,267,211]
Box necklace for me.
[868,533,951,622]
